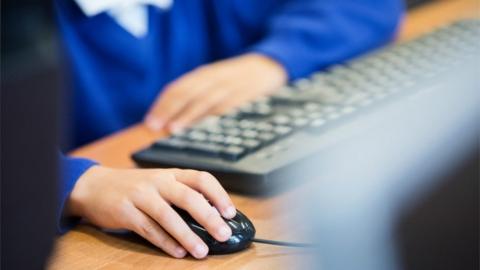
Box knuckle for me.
[198,171,215,182]
[181,189,202,206]
[193,172,209,189]
[131,182,150,198]
[155,171,176,186]
[164,172,177,185]
[198,171,218,189]
[137,221,156,238]
[204,207,220,223]
[153,204,171,225]
[115,201,137,228]
[115,198,132,219]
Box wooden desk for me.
[48,1,479,269]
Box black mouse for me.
[172,206,256,255]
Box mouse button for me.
[208,235,243,255]
[225,219,241,232]
[237,217,254,230]
[232,210,249,223]
[189,223,207,233]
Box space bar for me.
[154,139,221,156]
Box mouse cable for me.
[252,238,315,248]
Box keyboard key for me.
[194,116,220,129]
[208,134,226,144]
[221,146,247,161]
[184,142,223,157]
[254,122,274,132]
[242,139,262,150]
[308,119,327,132]
[242,130,258,139]
[304,103,321,112]
[187,131,208,142]
[273,125,293,136]
[153,138,188,151]
[254,104,273,116]
[224,128,242,136]
[239,120,256,129]
[292,118,310,128]
[170,129,188,138]
[344,92,370,105]
[293,78,312,90]
[221,118,239,128]
[341,106,356,115]
[321,106,337,113]
[289,108,306,117]
[271,115,291,125]
[239,103,273,117]
[307,111,325,121]
[225,136,243,146]
[257,132,276,143]
[271,89,306,105]
[201,124,224,134]
[326,112,341,120]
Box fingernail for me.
[193,243,208,258]
[146,117,163,131]
[174,246,186,258]
[218,225,231,240]
[223,206,236,219]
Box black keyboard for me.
[132,20,480,194]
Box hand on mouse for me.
[65,166,236,259]
[144,53,287,133]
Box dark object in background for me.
[1,1,60,269]
[396,150,479,270]
[406,0,435,9]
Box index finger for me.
[145,77,213,131]
[169,169,236,219]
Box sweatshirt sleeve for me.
[250,0,405,80]
[58,154,97,233]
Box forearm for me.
[250,0,405,80]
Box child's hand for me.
[144,53,287,133]
[65,166,236,259]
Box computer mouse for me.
[172,206,256,255]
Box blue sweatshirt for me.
[56,0,404,231]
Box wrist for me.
[64,165,103,218]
